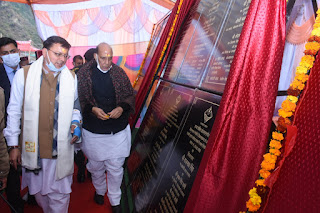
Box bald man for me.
[77,43,134,213]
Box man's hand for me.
[9,148,21,170]
[108,106,123,119]
[70,124,79,144]
[0,177,7,190]
[92,107,109,120]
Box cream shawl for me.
[22,56,75,180]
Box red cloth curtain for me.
[129,0,200,127]
[184,0,286,212]
[262,41,320,213]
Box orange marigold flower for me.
[281,100,296,112]
[255,179,266,187]
[291,79,305,91]
[246,199,260,212]
[295,73,309,83]
[270,148,281,156]
[272,132,284,141]
[269,140,282,149]
[287,95,298,103]
[278,109,293,118]
[300,55,315,69]
[250,195,262,206]
[296,65,308,74]
[305,42,320,52]
[304,49,317,56]
[311,27,320,37]
[259,169,271,179]
[261,160,276,170]
[263,153,277,163]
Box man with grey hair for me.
[77,43,134,213]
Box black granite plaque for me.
[134,13,171,92]
[175,0,231,87]
[201,0,251,92]
[145,90,220,212]
[129,83,195,211]
[163,13,200,81]
[128,82,171,178]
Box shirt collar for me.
[4,63,20,74]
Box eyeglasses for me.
[48,49,70,59]
[1,48,19,55]
[99,56,113,61]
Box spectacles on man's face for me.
[48,49,70,59]
[99,56,113,62]
[1,48,19,55]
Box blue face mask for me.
[46,51,66,72]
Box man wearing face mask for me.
[4,36,82,213]
[0,37,24,213]
[77,43,134,213]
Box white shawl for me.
[22,56,75,180]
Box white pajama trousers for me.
[86,157,126,206]
[34,192,70,213]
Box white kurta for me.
[81,124,131,161]
[22,159,72,195]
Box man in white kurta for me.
[4,36,82,213]
[77,43,134,213]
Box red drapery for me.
[129,0,200,127]
[184,0,286,212]
[262,41,320,213]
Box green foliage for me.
[0,1,42,48]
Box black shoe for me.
[111,205,121,213]
[77,172,85,183]
[94,192,104,205]
[87,170,92,179]
[27,193,38,206]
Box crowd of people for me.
[0,36,135,213]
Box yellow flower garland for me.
[152,0,184,80]
[242,7,320,213]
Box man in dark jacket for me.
[77,43,134,213]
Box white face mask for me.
[46,51,66,72]
[95,56,109,73]
[1,53,20,68]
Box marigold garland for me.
[242,7,320,213]
[152,0,184,80]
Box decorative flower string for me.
[242,8,320,213]
[152,0,184,80]
[133,24,155,88]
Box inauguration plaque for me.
[163,13,200,81]
[127,81,171,178]
[145,90,220,212]
[129,83,195,212]
[126,0,252,212]
[135,13,171,91]
[201,0,251,92]
[175,0,231,87]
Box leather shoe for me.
[112,205,121,213]
[94,192,104,205]
[77,172,85,183]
